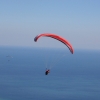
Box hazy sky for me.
[0,0,100,50]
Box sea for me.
[0,46,100,100]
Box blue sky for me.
[0,0,100,50]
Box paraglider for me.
[34,33,74,54]
[45,69,50,75]
[34,33,74,75]
[6,55,13,61]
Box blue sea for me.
[0,46,100,100]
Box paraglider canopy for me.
[34,33,74,54]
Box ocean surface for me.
[0,46,100,100]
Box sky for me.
[0,0,100,50]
